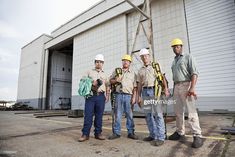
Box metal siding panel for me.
[185,0,235,111]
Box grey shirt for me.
[171,53,199,82]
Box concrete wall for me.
[17,34,52,109]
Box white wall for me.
[17,34,52,108]
[72,15,127,109]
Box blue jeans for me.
[113,93,135,135]
[82,93,105,136]
[142,88,165,141]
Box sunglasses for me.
[95,61,104,64]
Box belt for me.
[143,86,155,89]
[174,81,190,85]
[116,92,131,95]
[93,92,104,96]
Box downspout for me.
[183,0,191,53]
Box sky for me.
[0,0,101,101]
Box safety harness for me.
[78,77,93,98]
[110,68,122,133]
[152,62,164,100]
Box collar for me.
[174,53,183,59]
[93,68,104,72]
[142,62,152,68]
[122,68,131,73]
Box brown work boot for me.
[143,136,154,141]
[127,133,138,140]
[108,134,121,140]
[150,139,164,146]
[95,134,106,140]
[192,136,203,148]
[78,135,89,142]
[168,131,185,142]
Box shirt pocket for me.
[179,62,187,71]
[123,75,134,86]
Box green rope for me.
[78,77,93,98]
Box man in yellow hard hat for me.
[108,54,138,140]
[169,38,203,148]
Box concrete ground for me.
[0,111,234,157]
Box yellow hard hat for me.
[122,54,132,62]
[171,38,183,47]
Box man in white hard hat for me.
[137,48,169,146]
[169,38,203,148]
[108,54,138,140]
[78,54,110,142]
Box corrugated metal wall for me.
[185,0,235,111]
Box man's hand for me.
[137,96,142,108]
[115,76,122,83]
[131,96,136,105]
[131,97,135,110]
[187,87,197,99]
[92,80,98,86]
[105,94,110,103]
[164,88,170,97]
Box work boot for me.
[192,136,203,148]
[168,132,185,141]
[127,133,138,140]
[143,136,154,141]
[108,134,121,140]
[78,135,89,142]
[95,134,106,140]
[150,139,164,146]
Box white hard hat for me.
[139,48,150,56]
[95,54,104,61]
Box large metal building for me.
[17,0,235,112]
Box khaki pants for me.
[173,82,202,136]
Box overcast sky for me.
[0,0,101,101]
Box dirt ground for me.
[0,111,234,157]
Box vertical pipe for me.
[183,0,191,53]
[146,0,155,61]
[41,49,49,109]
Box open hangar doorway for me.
[46,40,73,110]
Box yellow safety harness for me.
[152,62,164,100]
